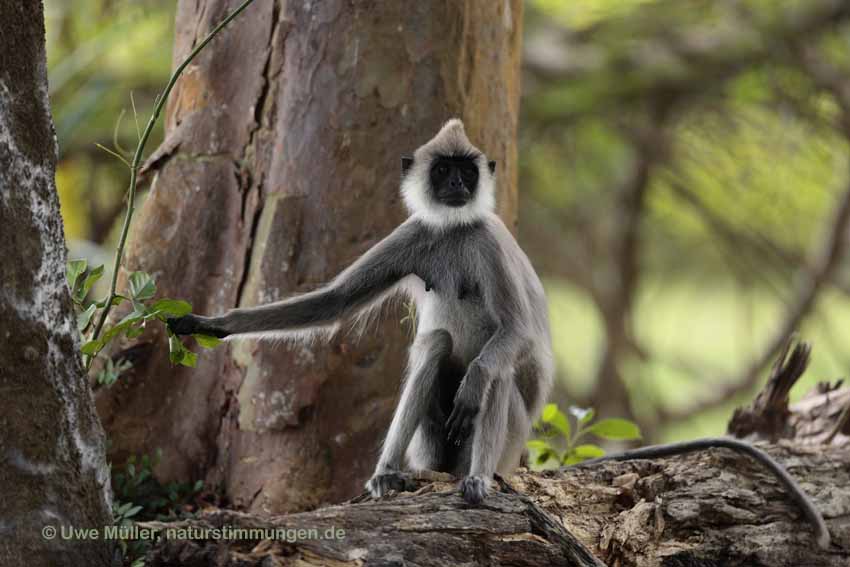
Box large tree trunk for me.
[98,0,523,513]
[0,2,114,566]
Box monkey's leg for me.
[408,353,466,473]
[366,329,453,498]
[460,377,511,504]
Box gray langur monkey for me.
[168,120,830,549]
[169,119,556,504]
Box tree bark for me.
[97,0,523,514]
[139,368,850,567]
[0,2,114,566]
[141,442,848,567]
[138,353,850,566]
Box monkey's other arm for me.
[446,251,525,443]
[167,220,422,338]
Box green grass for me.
[546,277,850,441]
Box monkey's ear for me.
[488,160,496,175]
[401,156,414,174]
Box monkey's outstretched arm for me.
[168,221,422,338]
[565,437,830,549]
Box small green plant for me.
[111,450,205,566]
[66,0,256,377]
[526,403,642,469]
[96,357,134,387]
[67,259,221,373]
[112,451,204,522]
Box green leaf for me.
[124,505,143,519]
[179,350,198,368]
[66,259,87,293]
[96,295,128,309]
[101,311,145,343]
[168,335,185,364]
[572,444,606,459]
[128,271,156,301]
[193,334,222,349]
[562,454,584,466]
[150,298,192,319]
[79,264,104,300]
[541,404,571,439]
[81,339,104,356]
[169,332,199,367]
[534,448,558,466]
[77,304,97,332]
[125,326,144,339]
[526,439,553,451]
[585,418,642,441]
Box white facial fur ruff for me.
[401,119,496,227]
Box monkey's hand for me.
[166,314,228,338]
[446,364,485,445]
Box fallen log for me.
[140,440,849,566]
[142,342,850,566]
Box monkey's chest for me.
[422,273,482,303]
[416,269,493,364]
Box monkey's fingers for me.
[446,405,476,444]
[167,314,202,336]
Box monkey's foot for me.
[459,475,490,504]
[366,471,416,498]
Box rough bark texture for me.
[141,443,849,567]
[0,2,114,566]
[138,355,850,567]
[97,0,523,514]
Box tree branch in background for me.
[650,43,850,423]
[665,176,802,293]
[661,167,850,423]
[588,112,671,424]
[524,0,850,119]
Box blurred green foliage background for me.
[47,0,850,444]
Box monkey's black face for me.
[429,156,479,208]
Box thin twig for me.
[87,0,258,365]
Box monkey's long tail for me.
[563,437,830,549]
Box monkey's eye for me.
[437,164,448,176]
[461,166,478,185]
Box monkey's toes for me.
[459,475,490,505]
[366,471,416,498]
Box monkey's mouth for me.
[442,198,470,208]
